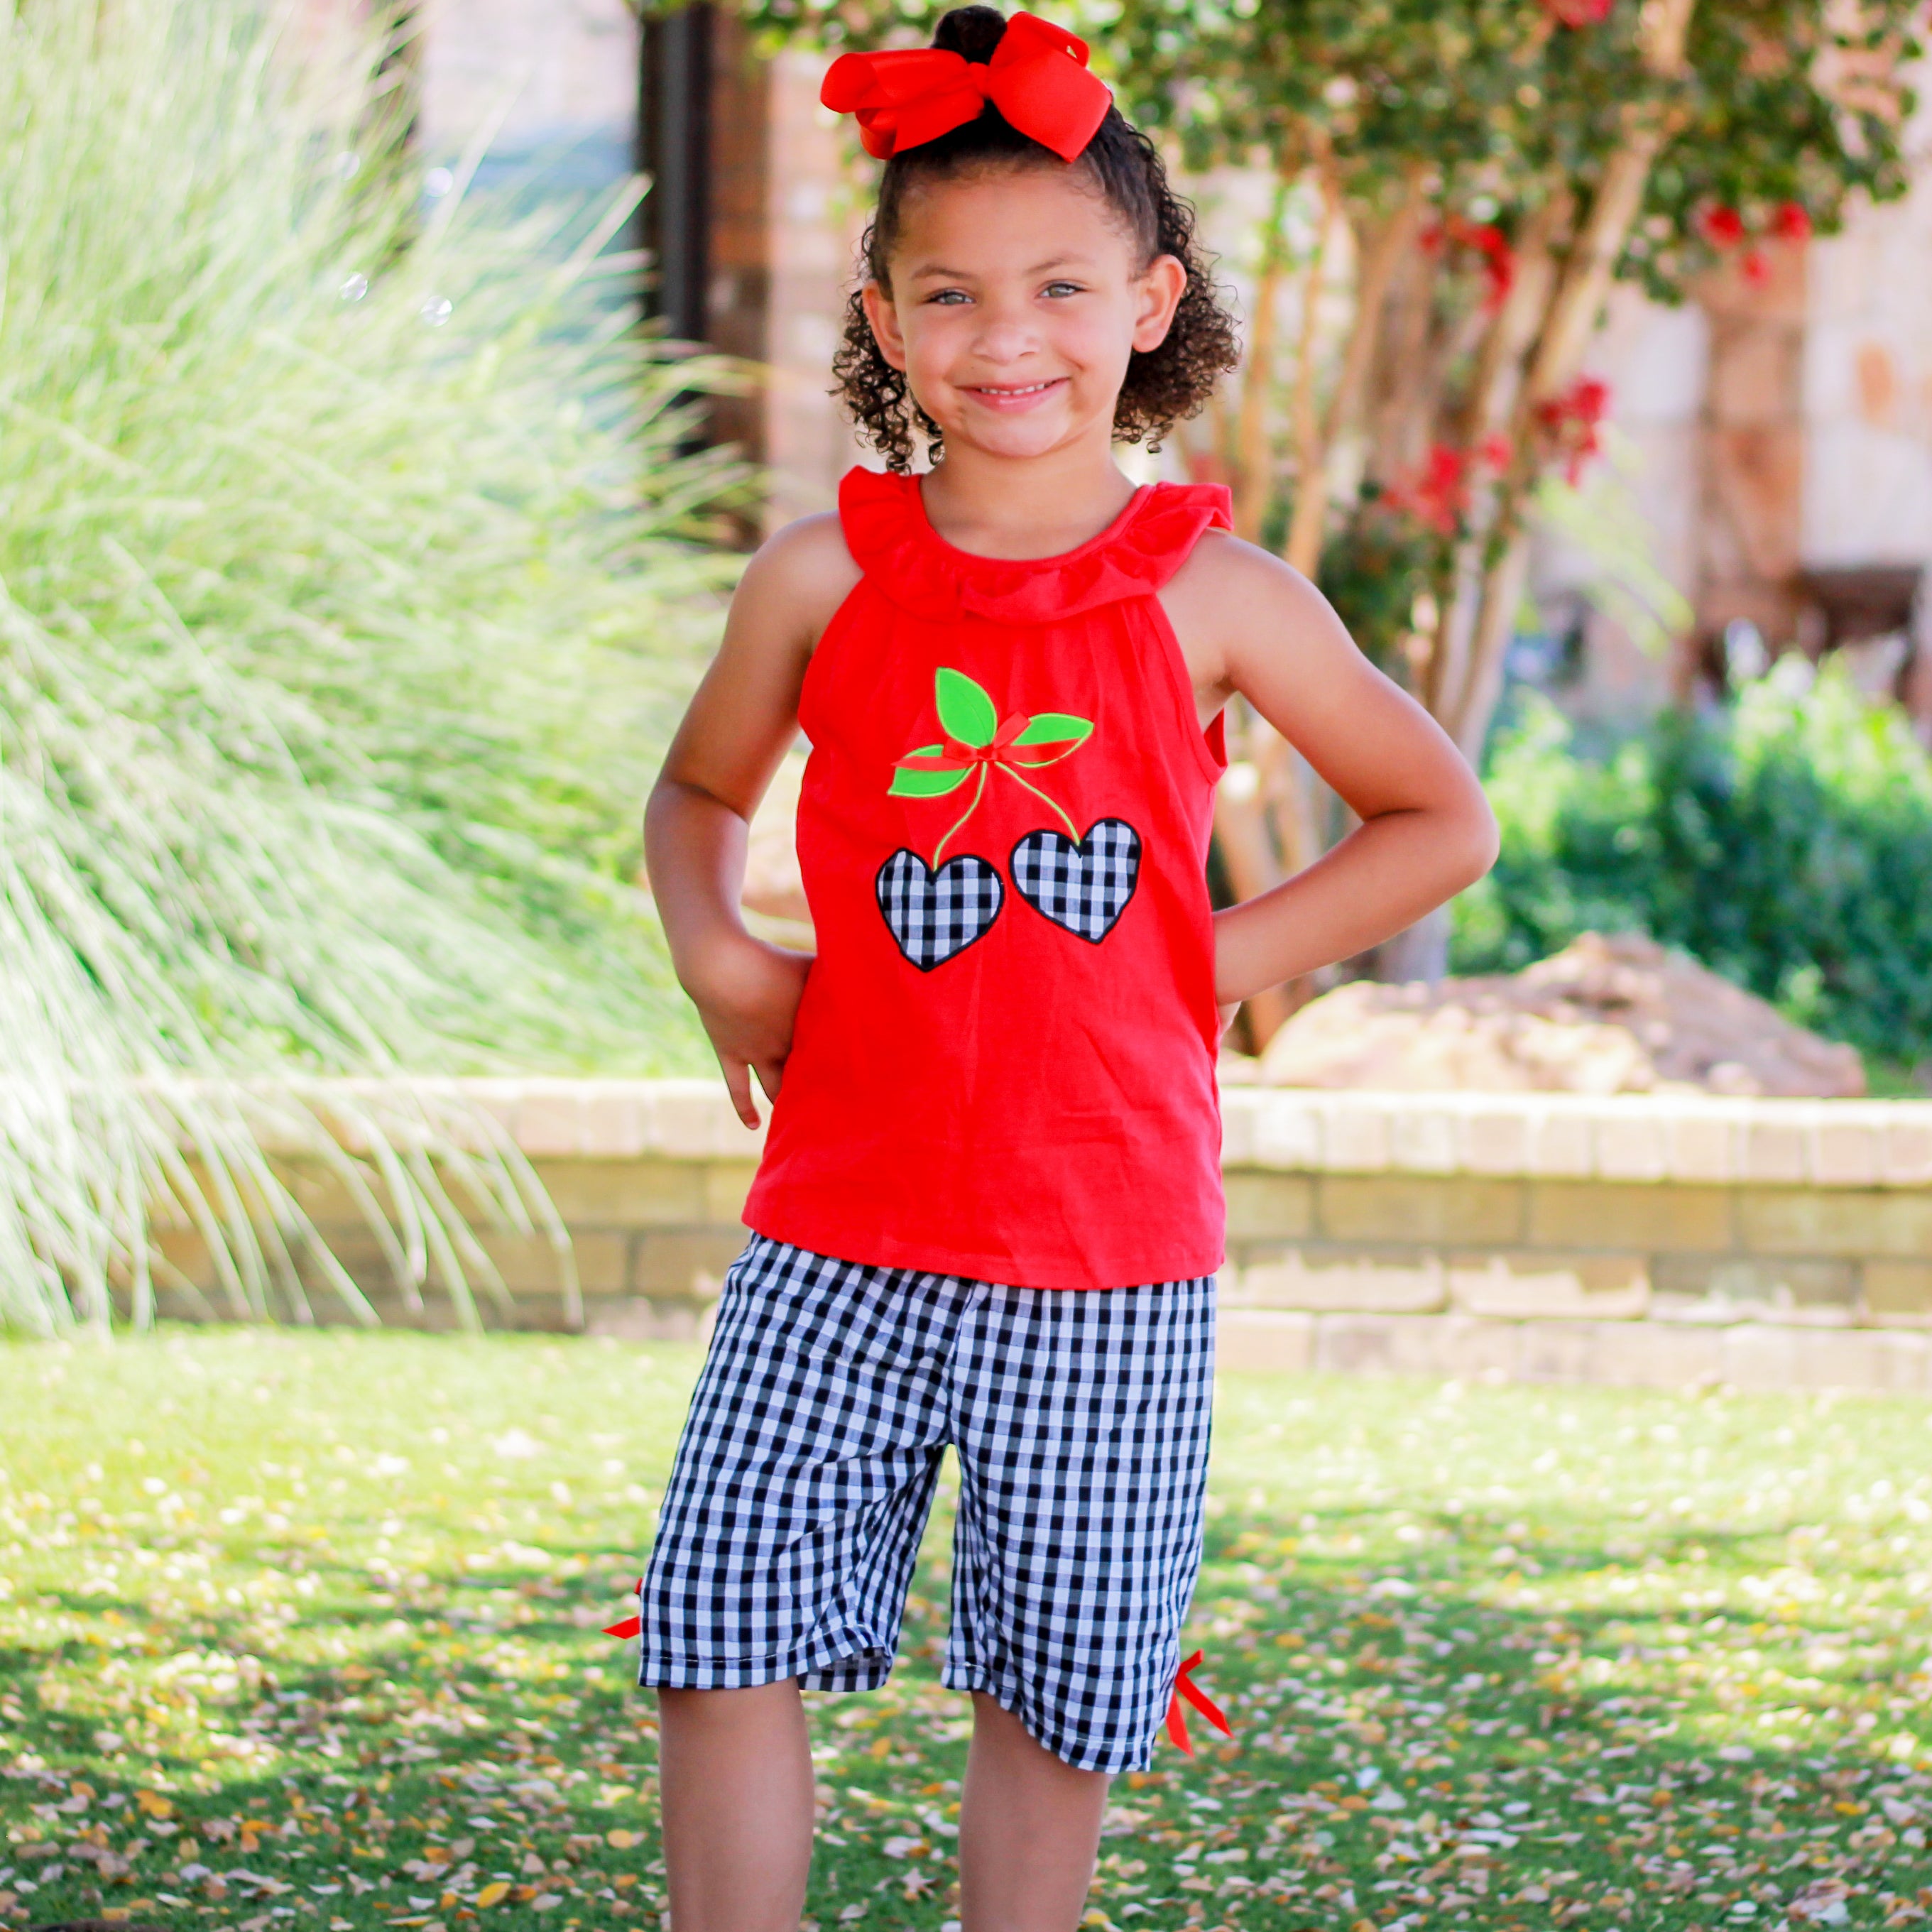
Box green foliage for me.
[1456,667,1932,1061]
[748,0,1922,300]
[0,0,736,1333]
[1101,0,1920,303]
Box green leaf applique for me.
[1009,712,1093,763]
[934,667,998,748]
[888,746,973,798]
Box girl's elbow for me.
[1458,792,1502,887]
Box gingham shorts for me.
[637,1234,1216,1773]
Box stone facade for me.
[154,1082,1932,1395]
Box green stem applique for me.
[890,667,1092,864]
[992,761,1079,841]
[932,765,989,864]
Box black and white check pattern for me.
[637,1235,1216,1773]
[875,848,1003,970]
[1010,818,1142,943]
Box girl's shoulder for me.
[1162,525,1322,618]
[1159,526,1344,688]
[734,511,865,650]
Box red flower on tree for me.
[1534,376,1610,486]
[1701,204,1747,248]
[1540,0,1614,23]
[1476,432,1514,472]
[1772,201,1813,242]
[1383,444,1469,535]
[1421,212,1517,313]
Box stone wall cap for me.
[121,1077,1932,1186]
[1222,1086,1932,1186]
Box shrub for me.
[1456,663,1932,1065]
[1,0,738,1331]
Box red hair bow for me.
[820,12,1113,165]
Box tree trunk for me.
[1439,0,1700,768]
[1231,169,1293,541]
[1448,530,1535,761]
[1368,902,1451,985]
[1366,233,1443,485]
[1285,165,1427,577]
[1282,164,1338,550]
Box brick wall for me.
[159,1081,1932,1394]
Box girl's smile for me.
[964,376,1070,410]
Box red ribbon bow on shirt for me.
[895,710,1066,773]
[1164,1649,1232,1755]
[603,1576,643,1640]
[820,12,1113,164]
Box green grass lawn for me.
[4,1332,1931,1932]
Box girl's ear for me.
[1132,253,1188,354]
[861,280,909,372]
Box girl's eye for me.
[1042,281,1084,298]
[927,289,971,305]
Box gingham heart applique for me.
[875,849,1004,971]
[1010,819,1142,943]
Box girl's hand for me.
[687,934,814,1129]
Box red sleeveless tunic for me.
[741,466,1232,1290]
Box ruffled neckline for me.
[839,466,1234,623]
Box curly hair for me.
[831,6,1240,472]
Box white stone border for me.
[1221,1088,1932,1189]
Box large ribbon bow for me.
[820,12,1113,164]
[1164,1649,1233,1755]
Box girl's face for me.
[863,165,1186,466]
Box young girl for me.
[640,10,1497,1928]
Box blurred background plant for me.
[1459,659,1932,1079]
[0,0,737,1335]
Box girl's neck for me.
[915,440,1140,562]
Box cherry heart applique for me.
[875,849,1004,971]
[1010,819,1142,942]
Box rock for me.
[1256,931,1865,1097]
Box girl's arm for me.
[644,516,860,1126]
[1164,537,1500,1006]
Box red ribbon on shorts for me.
[1164,1649,1232,1755]
[603,1576,643,1639]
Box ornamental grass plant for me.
[0,0,738,1335]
